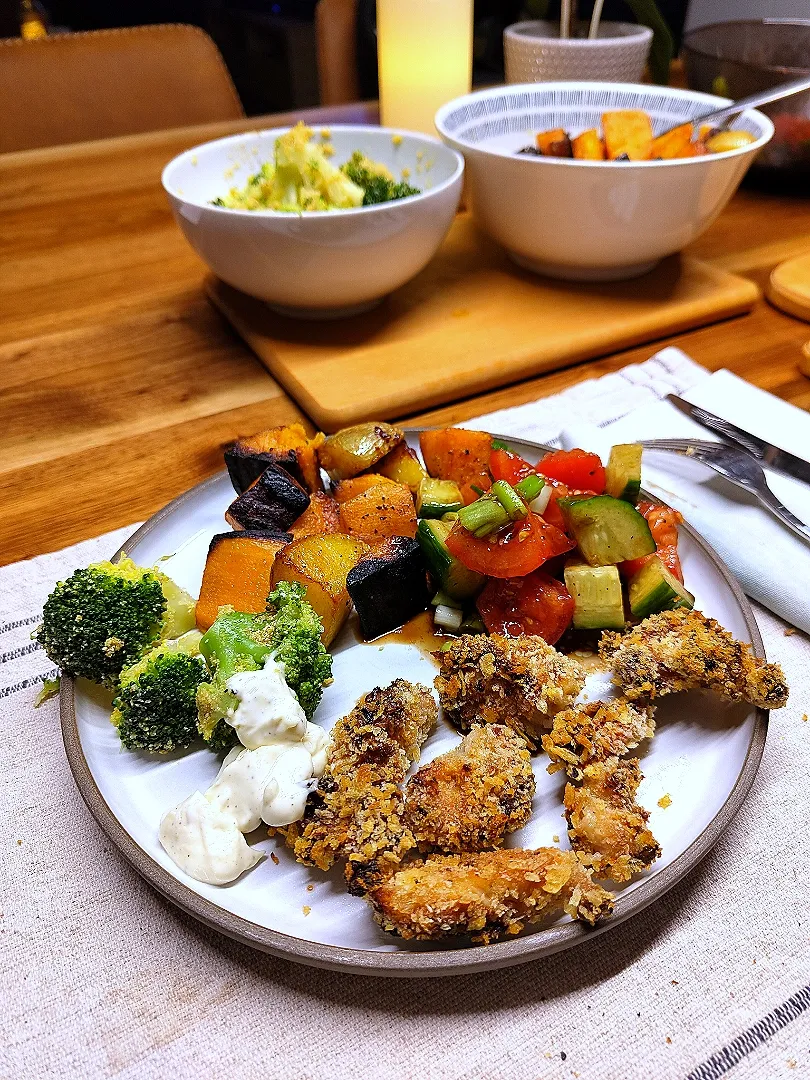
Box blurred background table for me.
[2,100,810,567]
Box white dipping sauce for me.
[159,656,330,884]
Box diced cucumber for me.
[628,555,694,619]
[564,561,626,630]
[417,477,464,519]
[416,519,486,600]
[605,443,643,503]
[560,495,655,566]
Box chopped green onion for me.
[491,438,510,451]
[491,480,528,521]
[470,484,486,497]
[442,511,459,522]
[434,604,463,632]
[431,589,461,609]
[515,474,544,502]
[458,496,509,537]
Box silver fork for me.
[640,438,810,545]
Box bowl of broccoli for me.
[162,123,464,318]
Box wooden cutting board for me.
[207,213,759,432]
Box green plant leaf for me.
[624,0,674,85]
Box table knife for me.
[666,393,810,486]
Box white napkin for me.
[466,347,810,634]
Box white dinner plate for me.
[60,432,767,977]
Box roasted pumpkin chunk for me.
[196,530,290,631]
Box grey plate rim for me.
[59,431,768,978]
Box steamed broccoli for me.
[38,555,196,687]
[111,632,206,753]
[195,586,332,752]
[266,582,332,719]
[340,151,420,206]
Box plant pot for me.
[504,20,653,85]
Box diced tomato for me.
[537,449,606,494]
[477,571,574,644]
[445,513,575,578]
[490,448,538,486]
[620,500,684,582]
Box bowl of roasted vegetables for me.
[435,82,772,281]
[48,418,788,974]
[162,123,464,317]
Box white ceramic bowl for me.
[504,21,652,85]
[162,126,464,317]
[435,83,773,281]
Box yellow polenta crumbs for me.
[658,794,672,809]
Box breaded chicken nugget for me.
[404,724,535,853]
[542,698,655,776]
[564,756,661,882]
[286,679,436,894]
[368,847,614,942]
[434,634,585,746]
[599,608,788,709]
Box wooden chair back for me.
[315,0,360,105]
[0,24,244,154]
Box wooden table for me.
[2,102,810,567]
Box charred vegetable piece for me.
[419,428,493,505]
[375,441,428,492]
[196,530,290,631]
[224,422,324,494]
[338,483,417,543]
[602,110,653,161]
[318,422,403,481]
[536,128,572,157]
[225,464,310,533]
[269,532,369,646]
[289,492,341,540]
[346,536,430,639]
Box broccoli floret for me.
[38,555,197,687]
[195,591,332,751]
[266,582,332,719]
[111,632,206,753]
[340,151,420,206]
[196,609,275,752]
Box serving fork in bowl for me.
[640,438,810,545]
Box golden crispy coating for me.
[434,634,585,746]
[564,757,661,882]
[599,609,789,709]
[286,679,437,894]
[541,698,655,776]
[403,724,535,853]
[368,847,614,942]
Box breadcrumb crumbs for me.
[802,714,808,722]
[306,883,314,892]
[552,834,560,843]
[302,906,311,916]
[666,1037,672,1045]
[658,794,672,809]
[270,851,280,865]
[784,627,797,636]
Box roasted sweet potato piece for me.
[225,464,310,532]
[318,422,403,482]
[224,422,324,494]
[419,428,492,505]
[338,483,417,543]
[196,530,290,631]
[572,129,606,160]
[375,442,428,492]
[536,128,572,157]
[334,473,399,503]
[346,537,430,639]
[602,110,653,161]
[270,533,369,645]
[650,123,694,160]
[289,492,341,540]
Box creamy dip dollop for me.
[159,656,329,884]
